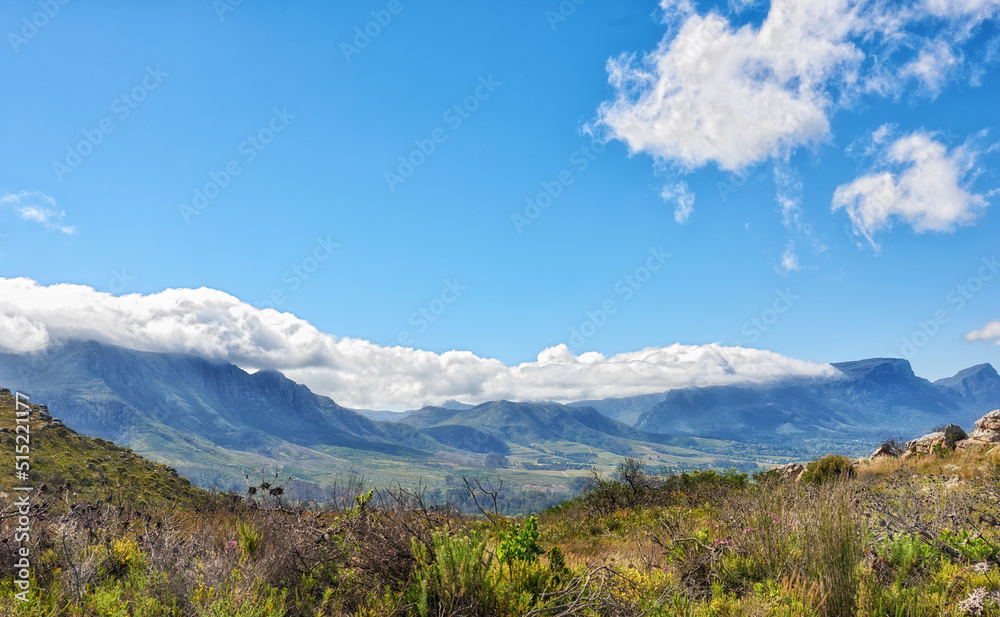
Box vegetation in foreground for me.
[1,446,1000,615]
[3,386,1000,615]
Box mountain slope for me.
[0,387,207,509]
[934,363,1000,407]
[569,392,670,425]
[0,340,441,488]
[634,358,995,442]
[399,400,750,462]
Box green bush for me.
[801,455,854,485]
[801,485,863,617]
[497,516,544,566]
[883,533,937,577]
[236,518,262,562]
[407,531,498,617]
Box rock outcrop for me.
[906,424,968,455]
[772,462,805,481]
[956,409,1000,450]
[905,431,947,455]
[904,411,1000,454]
[870,442,898,459]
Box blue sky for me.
[1,0,999,409]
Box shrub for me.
[236,518,262,563]
[407,531,497,617]
[484,452,508,469]
[801,484,864,617]
[497,516,544,566]
[801,455,854,485]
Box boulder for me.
[969,428,1000,443]
[905,424,970,455]
[871,443,898,459]
[976,409,1000,432]
[940,424,968,447]
[956,438,989,451]
[906,431,946,455]
[773,462,805,480]
[953,410,1000,450]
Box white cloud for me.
[923,0,1000,22]
[0,191,76,234]
[593,0,871,171]
[662,181,695,223]
[965,320,1000,345]
[832,129,991,250]
[901,39,960,96]
[0,277,841,410]
[778,242,800,275]
[593,0,993,178]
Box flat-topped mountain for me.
[628,358,995,442]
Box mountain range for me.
[1,340,997,498]
[583,358,1000,443]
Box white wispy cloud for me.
[900,39,960,97]
[662,181,695,223]
[832,128,992,251]
[0,277,840,410]
[778,242,800,275]
[965,320,1000,345]
[923,0,1000,23]
[0,191,76,234]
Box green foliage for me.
[882,533,937,576]
[800,454,855,485]
[236,518,262,562]
[85,571,180,617]
[97,536,145,581]
[938,528,1000,562]
[547,545,566,572]
[662,468,749,492]
[800,485,864,617]
[497,516,544,566]
[407,531,498,617]
[193,587,287,617]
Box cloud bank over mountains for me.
[0,277,840,410]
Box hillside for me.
[401,400,787,473]
[4,401,1000,615]
[0,387,206,510]
[0,340,451,493]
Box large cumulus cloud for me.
[0,277,839,410]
